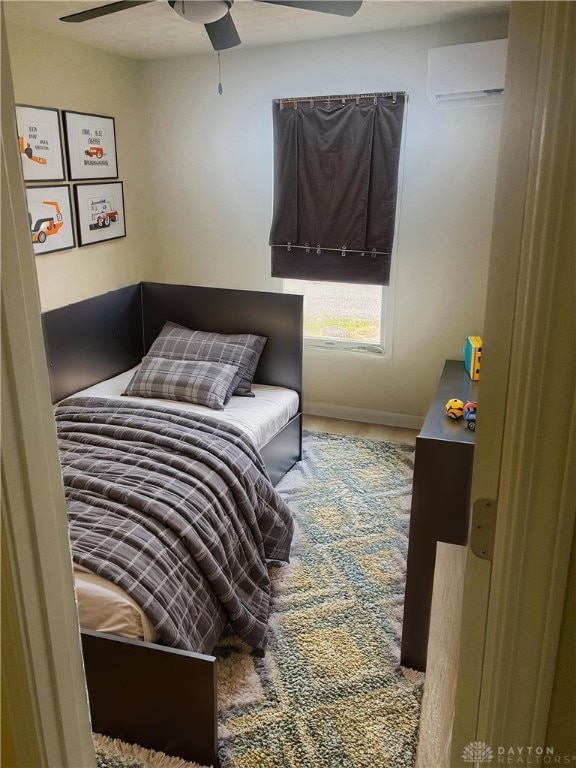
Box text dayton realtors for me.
[496,746,574,764]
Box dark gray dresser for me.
[401,359,479,672]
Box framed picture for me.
[26,185,76,255]
[15,105,65,182]
[74,181,126,246]
[64,111,118,180]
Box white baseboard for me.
[303,401,424,431]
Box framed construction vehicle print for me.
[64,111,118,180]
[26,185,76,255]
[15,105,65,183]
[74,181,126,246]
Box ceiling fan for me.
[60,0,363,52]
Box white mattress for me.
[67,367,299,642]
[68,366,299,450]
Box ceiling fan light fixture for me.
[168,0,231,24]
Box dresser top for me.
[419,359,479,444]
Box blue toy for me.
[463,401,477,431]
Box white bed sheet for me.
[66,368,299,643]
[74,564,158,642]
[68,366,299,450]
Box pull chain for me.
[218,51,223,95]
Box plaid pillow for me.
[146,321,267,398]
[122,357,240,410]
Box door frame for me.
[1,7,96,766]
[451,1,575,762]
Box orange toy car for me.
[85,146,104,159]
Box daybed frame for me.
[42,282,303,767]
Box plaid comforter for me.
[55,397,294,654]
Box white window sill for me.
[304,338,385,355]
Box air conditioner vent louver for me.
[428,39,508,108]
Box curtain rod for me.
[274,92,406,106]
[271,243,390,257]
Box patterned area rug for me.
[96,430,423,768]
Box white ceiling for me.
[4,0,508,59]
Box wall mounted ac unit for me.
[427,39,508,108]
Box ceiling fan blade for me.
[205,12,241,51]
[60,1,156,23]
[257,0,361,16]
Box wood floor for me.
[303,415,418,445]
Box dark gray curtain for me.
[270,93,406,286]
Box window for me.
[271,92,405,355]
[284,279,386,352]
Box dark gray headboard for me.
[42,284,143,403]
[42,282,303,404]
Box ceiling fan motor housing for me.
[167,0,233,24]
